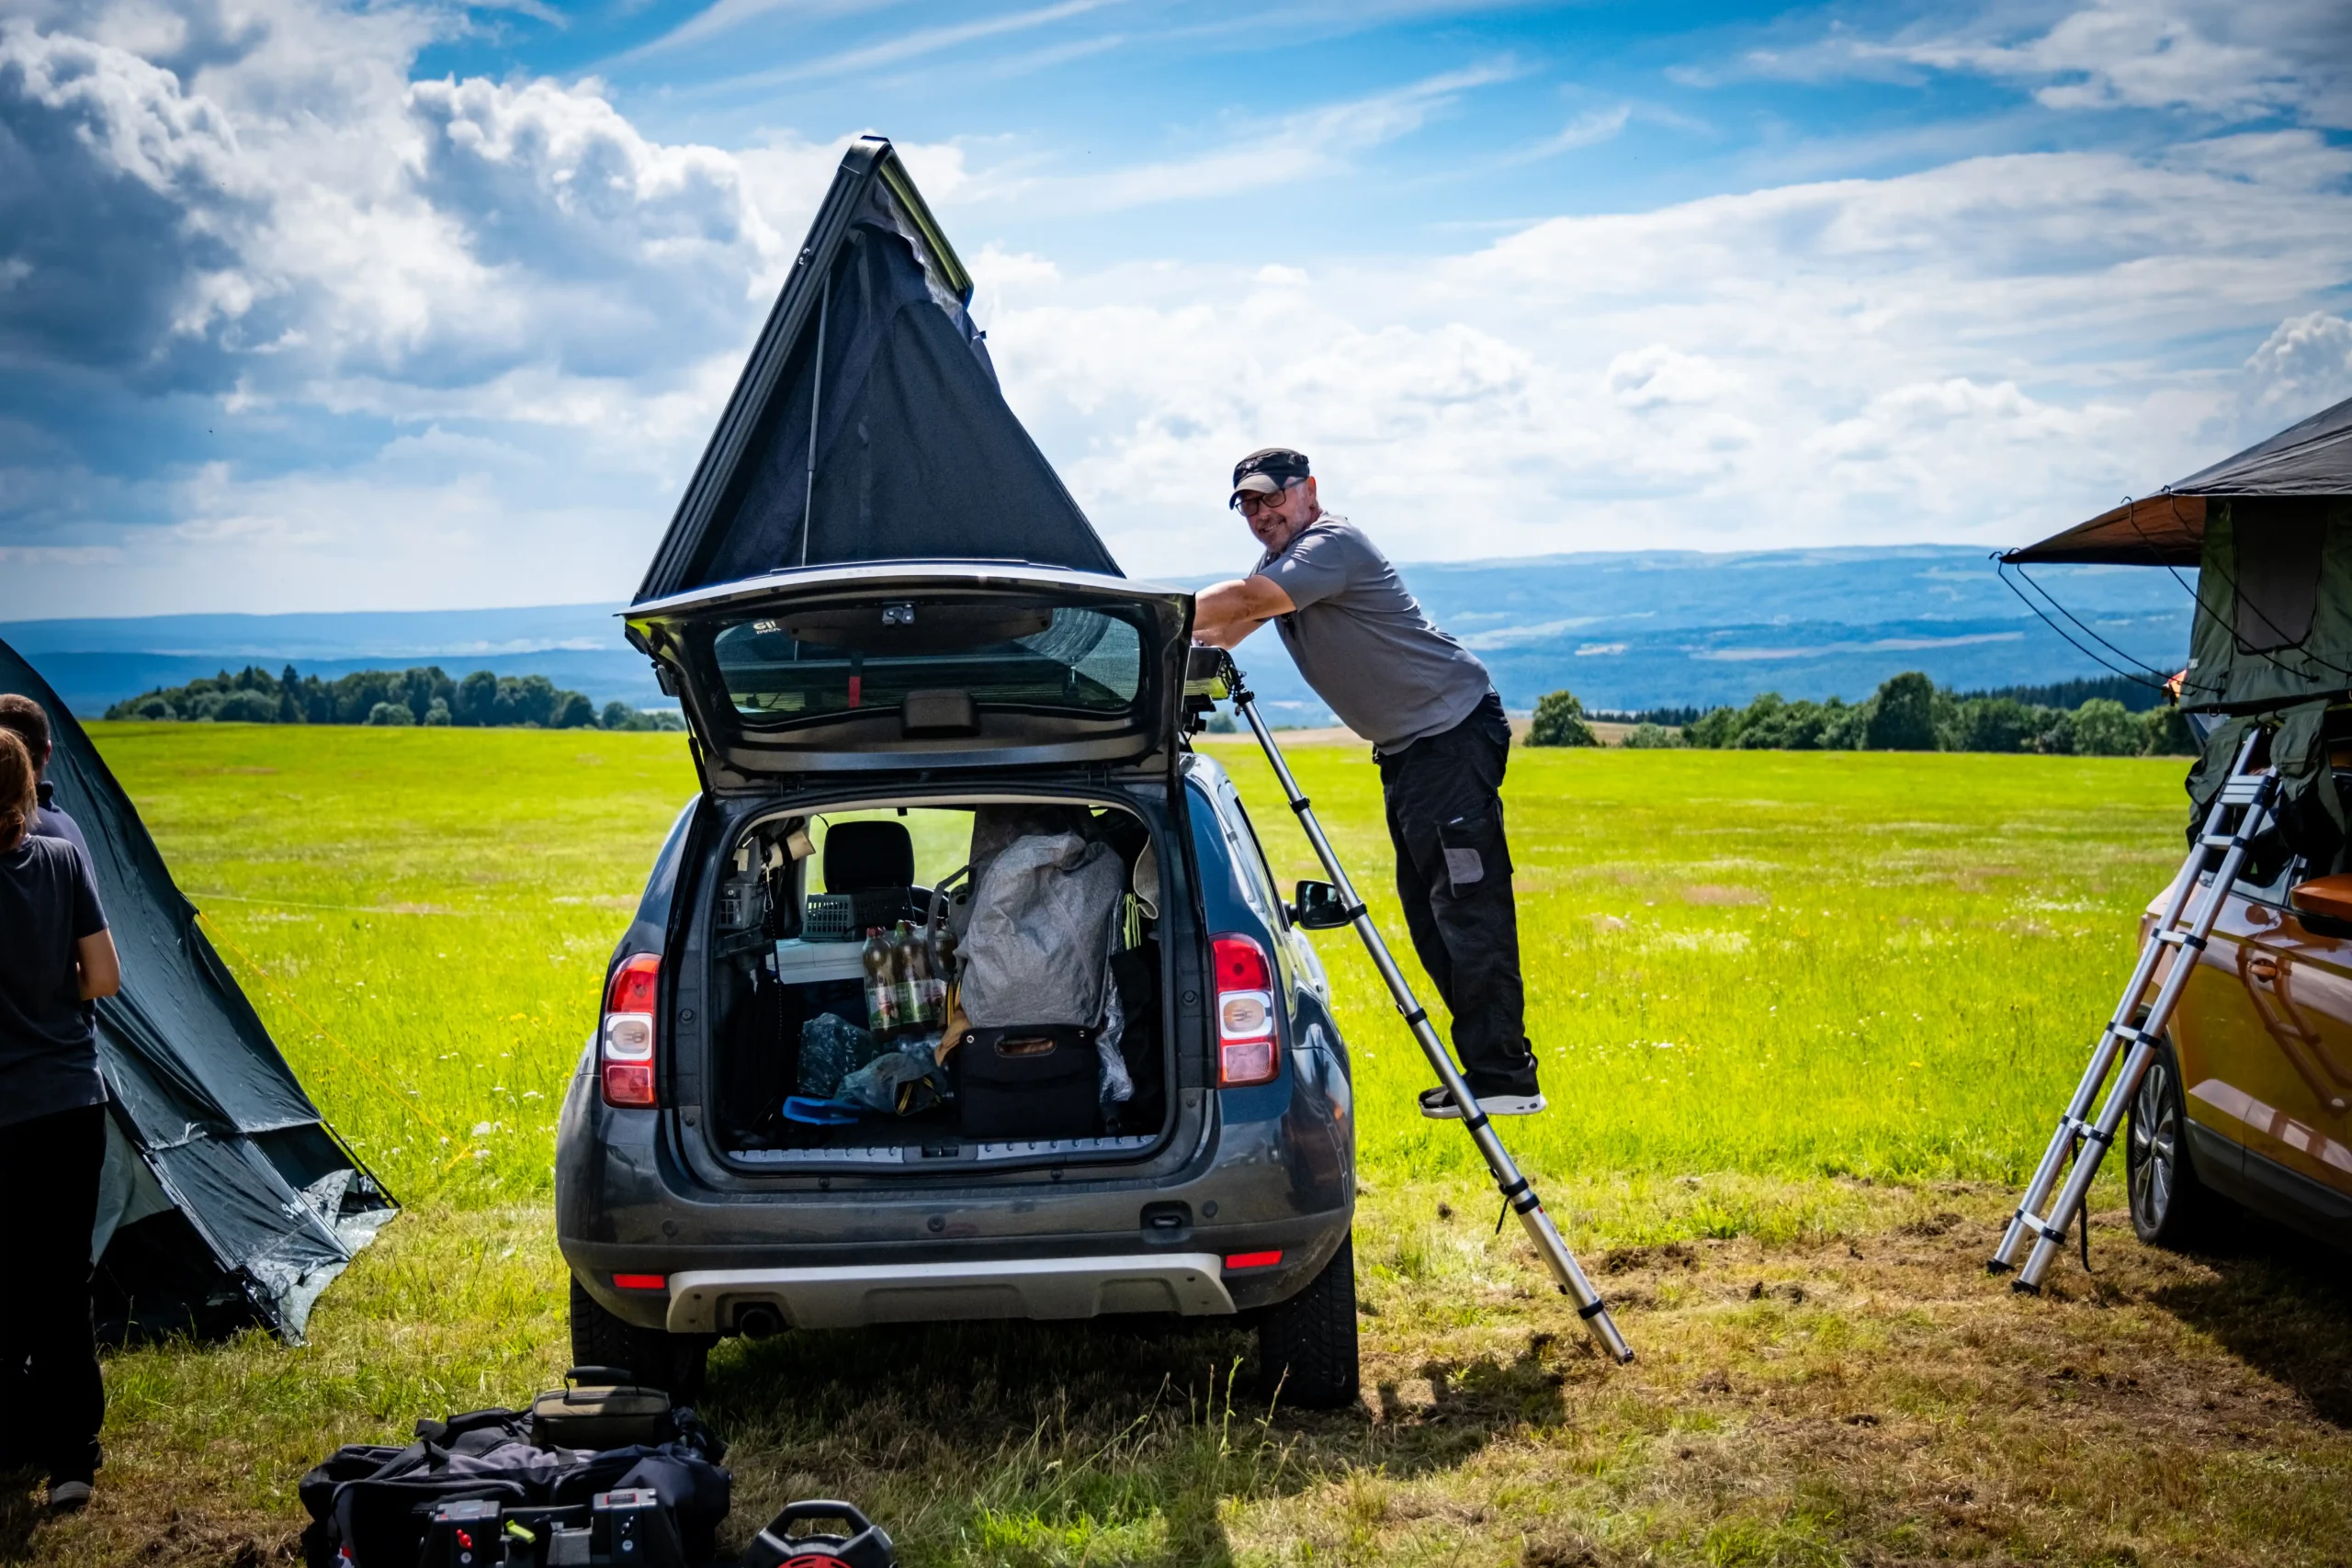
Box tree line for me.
[105,665,684,732]
[1590,674,2165,730]
[1531,671,2198,756]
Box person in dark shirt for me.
[0,694,89,871]
[0,728,119,1513]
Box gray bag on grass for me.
[959,832,1125,1029]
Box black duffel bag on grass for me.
[298,1402,729,1568]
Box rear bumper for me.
[664,1251,1235,1332]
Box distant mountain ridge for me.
[3,546,2195,724]
[1179,545,2191,724]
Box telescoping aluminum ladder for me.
[1992,729,2278,1292]
[1214,653,1634,1362]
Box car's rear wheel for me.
[1256,1233,1360,1409]
[569,1276,710,1399]
[2126,1039,2228,1248]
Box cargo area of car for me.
[703,797,1170,1168]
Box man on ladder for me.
[1192,447,1544,1119]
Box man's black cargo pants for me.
[1375,690,1540,1098]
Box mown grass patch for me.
[10,724,2346,1567]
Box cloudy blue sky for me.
[1,0,2347,616]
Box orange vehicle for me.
[2131,756,2352,1251]
[1997,395,2352,1276]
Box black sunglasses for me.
[1231,480,1299,511]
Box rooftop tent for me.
[2002,396,2352,873]
[1999,393,2352,568]
[0,637,395,1342]
[2001,393,2352,716]
[635,136,1117,604]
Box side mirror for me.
[2290,873,2352,927]
[1289,880,1352,931]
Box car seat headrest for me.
[824,820,915,891]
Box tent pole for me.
[801,273,830,569]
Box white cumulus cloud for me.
[1,0,2348,614]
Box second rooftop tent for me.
[2003,392,2352,876]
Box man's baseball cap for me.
[1229,447,1310,508]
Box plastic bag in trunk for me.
[959,833,1124,1029]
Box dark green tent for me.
[2004,394,2352,868]
[1,636,395,1341]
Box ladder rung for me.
[2154,929,2207,952]
[2199,833,2247,850]
[2220,781,2269,805]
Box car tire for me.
[1256,1233,1360,1410]
[569,1276,710,1399]
[2126,1038,2228,1249]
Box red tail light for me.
[601,953,660,1108]
[1224,1250,1283,1270]
[1212,933,1279,1087]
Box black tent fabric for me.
[1,637,395,1341]
[2174,393,2352,497]
[636,137,1116,604]
[2002,392,2352,566]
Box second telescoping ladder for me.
[1219,654,1634,1363]
[1991,729,2278,1292]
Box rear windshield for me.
[706,598,1148,728]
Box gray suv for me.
[554,566,1360,1404]
[558,136,1361,1405]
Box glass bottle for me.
[862,927,899,1037]
[892,920,933,1032]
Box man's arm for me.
[1193,576,1295,649]
[77,930,119,1001]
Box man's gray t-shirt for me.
[1251,517,1492,750]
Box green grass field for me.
[18,724,2352,1566]
[1203,738,2186,1198]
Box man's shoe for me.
[46,1478,92,1513]
[1418,1086,1544,1119]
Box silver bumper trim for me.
[665,1252,1235,1333]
